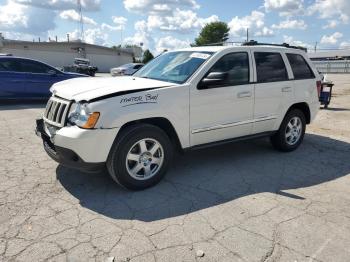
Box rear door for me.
[0,58,26,99]
[19,59,58,98]
[286,53,317,105]
[252,51,294,134]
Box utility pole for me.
[314,42,318,53]
[246,28,249,42]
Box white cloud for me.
[123,0,199,14]
[340,41,350,48]
[14,0,101,11]
[101,16,128,31]
[320,32,343,45]
[272,19,307,30]
[124,20,155,51]
[68,28,108,45]
[283,35,313,50]
[308,0,350,24]
[264,0,304,16]
[147,9,218,33]
[101,23,120,31]
[59,9,97,25]
[156,36,190,53]
[123,0,215,34]
[322,20,339,29]
[0,0,102,40]
[0,0,55,36]
[113,16,128,26]
[228,11,274,38]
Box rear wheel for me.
[270,109,306,152]
[107,124,173,190]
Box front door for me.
[190,51,254,146]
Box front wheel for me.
[107,124,173,190]
[270,109,306,152]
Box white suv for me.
[36,43,321,190]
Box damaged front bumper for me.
[35,118,118,172]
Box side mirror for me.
[198,72,228,89]
[48,70,57,76]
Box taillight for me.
[316,80,322,98]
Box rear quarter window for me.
[254,52,288,83]
[287,53,315,80]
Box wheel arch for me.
[286,102,311,124]
[116,117,184,153]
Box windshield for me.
[134,51,213,84]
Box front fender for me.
[89,86,190,148]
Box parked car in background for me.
[63,58,98,77]
[0,56,87,100]
[110,63,144,76]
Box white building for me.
[0,37,139,72]
[308,50,350,61]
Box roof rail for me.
[193,41,244,47]
[242,40,307,52]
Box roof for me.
[1,39,134,55]
[308,49,350,59]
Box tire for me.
[107,124,173,190]
[270,109,306,152]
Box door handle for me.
[282,87,292,93]
[237,91,252,98]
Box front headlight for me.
[68,103,100,129]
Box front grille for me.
[43,97,71,127]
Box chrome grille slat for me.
[43,97,71,128]
[45,100,53,118]
[55,104,64,123]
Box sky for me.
[0,0,349,54]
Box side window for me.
[19,60,52,74]
[254,52,288,83]
[287,53,315,80]
[134,65,143,69]
[0,59,22,72]
[207,52,250,86]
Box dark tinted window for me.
[207,52,249,86]
[19,60,52,74]
[133,65,143,69]
[287,53,315,80]
[0,59,22,72]
[255,52,288,83]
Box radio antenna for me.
[77,0,84,42]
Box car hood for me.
[51,76,175,102]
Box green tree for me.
[192,21,230,46]
[142,49,154,64]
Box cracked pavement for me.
[1,75,350,262]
